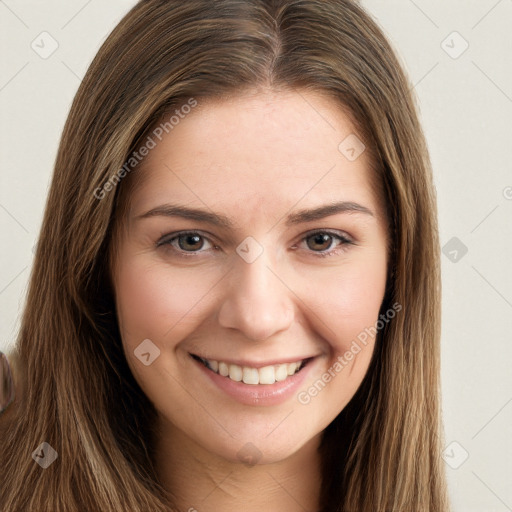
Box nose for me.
[217,252,295,341]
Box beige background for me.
[1,1,511,510]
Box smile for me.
[191,354,310,385]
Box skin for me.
[112,89,388,512]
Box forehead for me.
[126,90,384,224]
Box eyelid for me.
[297,228,354,244]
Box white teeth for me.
[275,364,288,382]
[229,364,243,382]
[287,362,297,375]
[218,361,229,377]
[200,356,305,385]
[258,366,275,385]
[242,367,259,385]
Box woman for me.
[0,0,451,510]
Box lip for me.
[190,353,318,406]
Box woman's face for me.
[112,90,388,464]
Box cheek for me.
[301,253,387,352]
[291,250,387,412]
[114,257,219,348]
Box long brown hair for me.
[0,1,451,510]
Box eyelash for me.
[156,229,355,259]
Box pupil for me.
[179,234,203,251]
[308,233,331,251]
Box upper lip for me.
[191,353,317,368]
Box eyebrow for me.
[135,200,374,228]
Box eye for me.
[297,230,354,257]
[156,229,354,259]
[157,231,215,254]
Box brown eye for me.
[177,234,204,251]
[306,233,335,251]
[298,230,353,257]
[158,231,214,254]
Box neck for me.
[154,419,323,512]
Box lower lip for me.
[192,356,316,406]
